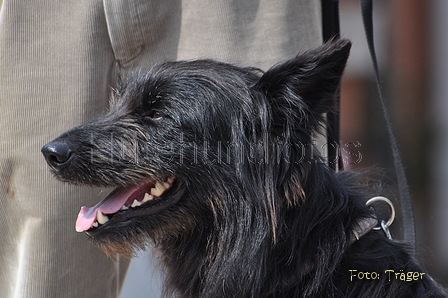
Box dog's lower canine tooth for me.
[121,205,129,211]
[96,210,109,225]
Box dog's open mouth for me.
[76,176,177,235]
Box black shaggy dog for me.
[42,40,446,297]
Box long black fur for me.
[42,40,446,297]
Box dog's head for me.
[42,39,351,257]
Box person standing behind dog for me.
[0,1,322,297]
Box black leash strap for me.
[360,0,416,254]
[321,0,344,172]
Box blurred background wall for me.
[340,0,447,286]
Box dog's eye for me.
[146,110,164,120]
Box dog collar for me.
[351,196,396,244]
[350,217,378,243]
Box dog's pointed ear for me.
[254,39,351,125]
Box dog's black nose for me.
[41,141,73,170]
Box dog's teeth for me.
[142,193,154,203]
[92,222,99,228]
[121,205,129,211]
[131,199,143,208]
[167,176,175,185]
[96,210,109,225]
[150,181,167,197]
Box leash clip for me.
[366,196,395,240]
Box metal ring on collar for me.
[366,196,395,230]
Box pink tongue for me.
[75,186,139,232]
